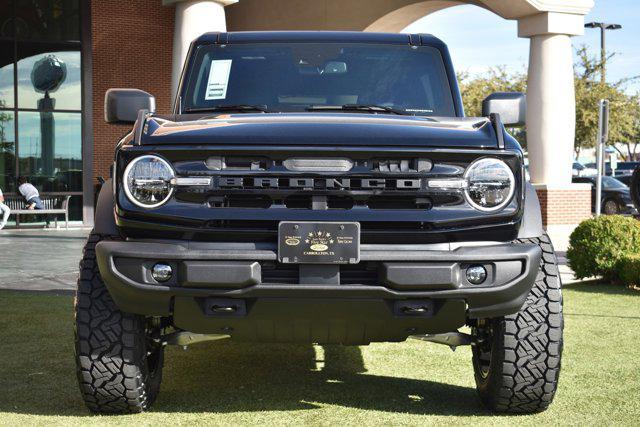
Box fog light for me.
[152,263,172,282]
[466,265,487,285]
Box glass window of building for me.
[15,0,80,41]
[17,46,81,110]
[0,1,16,38]
[0,40,14,108]
[0,0,83,220]
[0,111,15,190]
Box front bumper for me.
[624,203,638,216]
[96,240,541,344]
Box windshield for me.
[602,176,627,190]
[182,43,456,116]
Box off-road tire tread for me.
[74,232,162,414]
[475,234,563,413]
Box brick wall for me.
[535,186,592,226]
[91,0,175,181]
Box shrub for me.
[567,215,640,280]
[619,254,640,287]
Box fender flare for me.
[517,182,544,239]
[94,179,119,236]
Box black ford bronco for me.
[75,31,562,414]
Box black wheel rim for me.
[604,200,618,215]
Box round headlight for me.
[123,155,175,208]
[464,158,515,211]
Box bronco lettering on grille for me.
[217,177,424,190]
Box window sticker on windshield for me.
[205,59,232,100]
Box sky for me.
[404,0,640,94]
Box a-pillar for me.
[163,0,238,99]
[519,12,592,249]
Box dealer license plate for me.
[278,221,360,264]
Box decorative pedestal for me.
[534,183,592,250]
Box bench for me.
[3,194,72,229]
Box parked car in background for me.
[572,161,597,177]
[584,161,639,180]
[573,175,637,215]
[616,174,633,186]
[584,162,612,176]
[612,161,640,181]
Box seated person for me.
[17,177,44,210]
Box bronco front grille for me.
[174,155,466,212]
[200,194,449,210]
[119,148,522,244]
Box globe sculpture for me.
[31,54,67,94]
[31,54,67,178]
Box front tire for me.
[74,232,164,414]
[603,199,620,215]
[472,234,563,413]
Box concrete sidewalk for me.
[0,228,90,292]
[0,229,582,293]
[556,251,582,285]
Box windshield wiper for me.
[306,104,411,115]
[184,104,269,113]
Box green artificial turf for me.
[0,283,638,426]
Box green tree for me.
[458,67,527,116]
[458,48,640,159]
[0,100,14,189]
[625,99,640,160]
[0,99,14,152]
[573,46,639,159]
[457,67,527,147]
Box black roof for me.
[194,31,446,48]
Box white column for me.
[164,0,237,101]
[525,34,575,185]
[518,12,592,246]
[518,12,584,186]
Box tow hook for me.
[410,332,474,351]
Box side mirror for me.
[104,88,156,123]
[482,92,526,127]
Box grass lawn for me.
[0,283,638,426]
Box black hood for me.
[139,113,501,149]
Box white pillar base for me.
[533,183,592,251]
[545,224,578,252]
